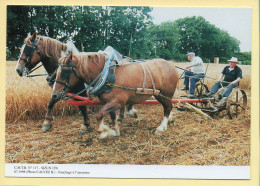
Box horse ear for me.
[69,51,73,59]
[31,31,37,42]
[65,51,73,64]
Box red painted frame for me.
[66,93,205,106]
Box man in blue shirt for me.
[206,57,242,109]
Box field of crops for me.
[5,61,251,165]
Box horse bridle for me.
[54,59,82,100]
[18,39,42,74]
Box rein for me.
[26,64,48,78]
[175,65,231,84]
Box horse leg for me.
[126,104,138,118]
[109,111,120,136]
[42,97,59,131]
[78,106,90,131]
[96,101,122,139]
[72,82,90,131]
[154,95,173,134]
[118,107,125,123]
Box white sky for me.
[150,7,252,52]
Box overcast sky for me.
[150,7,252,52]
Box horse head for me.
[52,51,81,101]
[16,31,42,76]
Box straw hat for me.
[227,57,240,63]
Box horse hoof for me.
[115,129,120,136]
[99,131,108,139]
[168,119,175,124]
[107,129,116,137]
[155,127,165,135]
[80,125,88,132]
[42,125,52,131]
[127,109,138,118]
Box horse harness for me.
[55,60,82,92]
[54,56,117,100]
[56,54,162,100]
[136,63,160,96]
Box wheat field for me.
[5,61,251,165]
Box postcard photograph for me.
[5,5,251,179]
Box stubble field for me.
[5,61,251,165]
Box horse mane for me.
[73,52,106,82]
[24,34,67,60]
[74,52,105,67]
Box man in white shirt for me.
[181,52,205,98]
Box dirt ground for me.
[6,102,250,165]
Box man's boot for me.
[214,97,228,111]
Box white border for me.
[5,163,250,179]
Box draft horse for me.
[15,32,89,131]
[16,32,137,131]
[52,51,179,138]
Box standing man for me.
[206,57,242,109]
[181,52,205,98]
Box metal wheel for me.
[193,83,209,108]
[226,89,247,119]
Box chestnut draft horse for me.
[15,32,89,131]
[52,51,179,139]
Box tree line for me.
[7,6,251,64]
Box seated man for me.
[181,52,205,98]
[206,57,242,109]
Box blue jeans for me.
[209,82,239,97]
[184,71,205,94]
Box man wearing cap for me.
[181,52,205,98]
[206,57,242,109]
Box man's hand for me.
[185,65,191,70]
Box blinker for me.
[23,45,34,56]
[60,68,71,80]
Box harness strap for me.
[139,63,147,91]
[142,63,156,91]
[89,51,115,95]
[55,80,74,89]
[139,63,157,94]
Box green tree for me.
[174,16,240,61]
[234,52,251,65]
[102,6,153,58]
[147,22,180,60]
[7,6,31,59]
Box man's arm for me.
[230,77,241,84]
[185,57,203,70]
[217,74,224,82]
